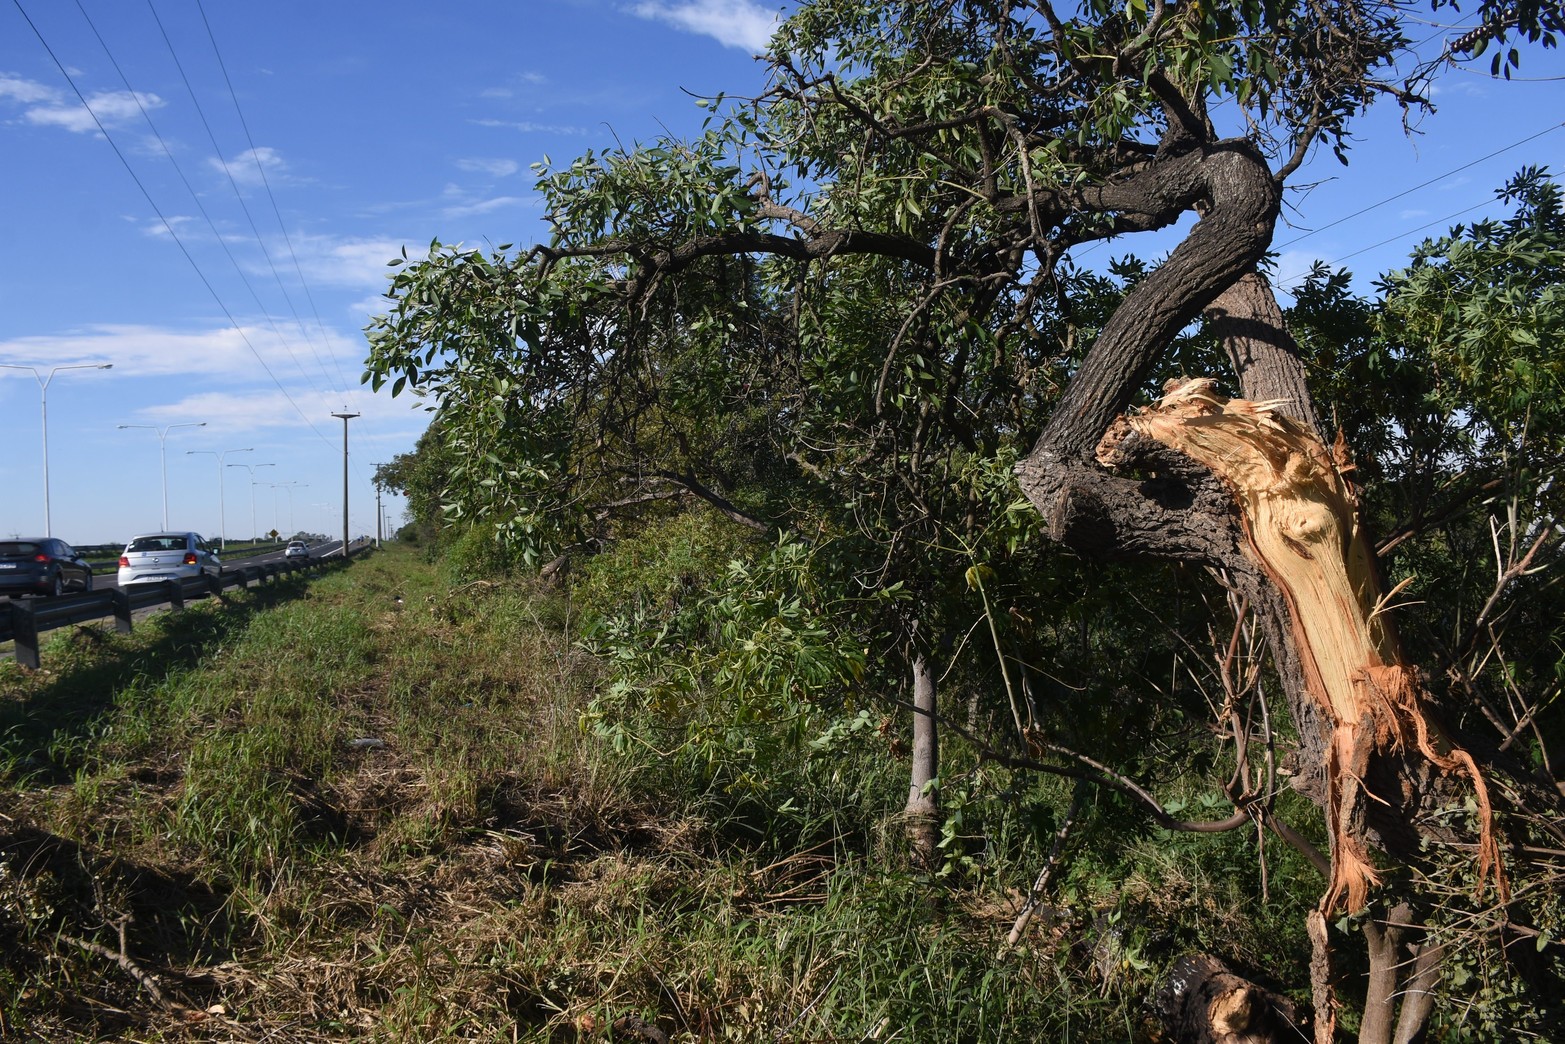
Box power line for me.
[195,0,357,402]
[143,0,344,407]
[1274,120,1564,251]
[11,0,336,449]
[191,3,383,494]
[71,0,336,414]
[1274,195,1498,293]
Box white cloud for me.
[142,213,200,239]
[1274,250,1331,290]
[455,157,521,177]
[119,382,429,443]
[628,0,782,51]
[470,117,588,135]
[1,321,361,386]
[441,194,530,219]
[23,88,164,133]
[211,146,289,187]
[0,73,56,104]
[480,71,547,99]
[127,389,299,432]
[284,234,413,289]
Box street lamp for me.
[227,462,276,541]
[0,361,113,536]
[265,481,308,537]
[259,481,284,536]
[187,447,253,550]
[118,422,207,530]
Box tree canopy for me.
[364,2,1563,1040]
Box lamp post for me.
[268,482,308,537]
[187,447,253,550]
[331,412,359,555]
[259,482,281,537]
[118,421,207,530]
[0,361,113,536]
[227,462,276,541]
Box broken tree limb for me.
[1103,379,1506,914]
[1005,780,1087,949]
[1154,952,1302,1044]
[1307,909,1337,1044]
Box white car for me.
[117,532,222,587]
[284,540,311,560]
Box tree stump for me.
[1154,953,1302,1044]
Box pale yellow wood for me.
[1108,379,1503,912]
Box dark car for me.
[0,538,95,597]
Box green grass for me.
[0,545,1315,1042]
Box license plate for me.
[142,575,172,582]
[0,563,16,569]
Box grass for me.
[0,544,1312,1042]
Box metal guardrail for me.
[1,547,369,669]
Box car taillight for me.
[34,554,49,562]
[184,552,198,565]
[119,555,129,567]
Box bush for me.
[572,506,766,625]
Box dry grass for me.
[1,545,1238,1042]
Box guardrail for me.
[1,547,369,669]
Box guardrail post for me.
[10,600,41,669]
[208,572,223,599]
[166,579,184,611]
[112,589,133,634]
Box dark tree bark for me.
[1203,272,1322,435]
[1155,953,1303,1044]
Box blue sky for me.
[1,1,1561,546]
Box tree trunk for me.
[1203,273,1321,436]
[1015,177,1509,1031]
[906,648,940,866]
[1112,378,1501,912]
[1155,953,1302,1043]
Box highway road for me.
[0,539,348,602]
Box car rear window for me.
[0,542,43,556]
[127,536,187,553]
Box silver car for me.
[117,532,222,587]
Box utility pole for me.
[371,462,386,548]
[332,412,360,556]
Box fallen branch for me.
[1005,781,1087,949]
[63,933,178,1011]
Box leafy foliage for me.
[358,1,1565,1038]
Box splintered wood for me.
[1102,378,1504,913]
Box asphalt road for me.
[0,540,347,603]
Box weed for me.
[2,545,1319,1041]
